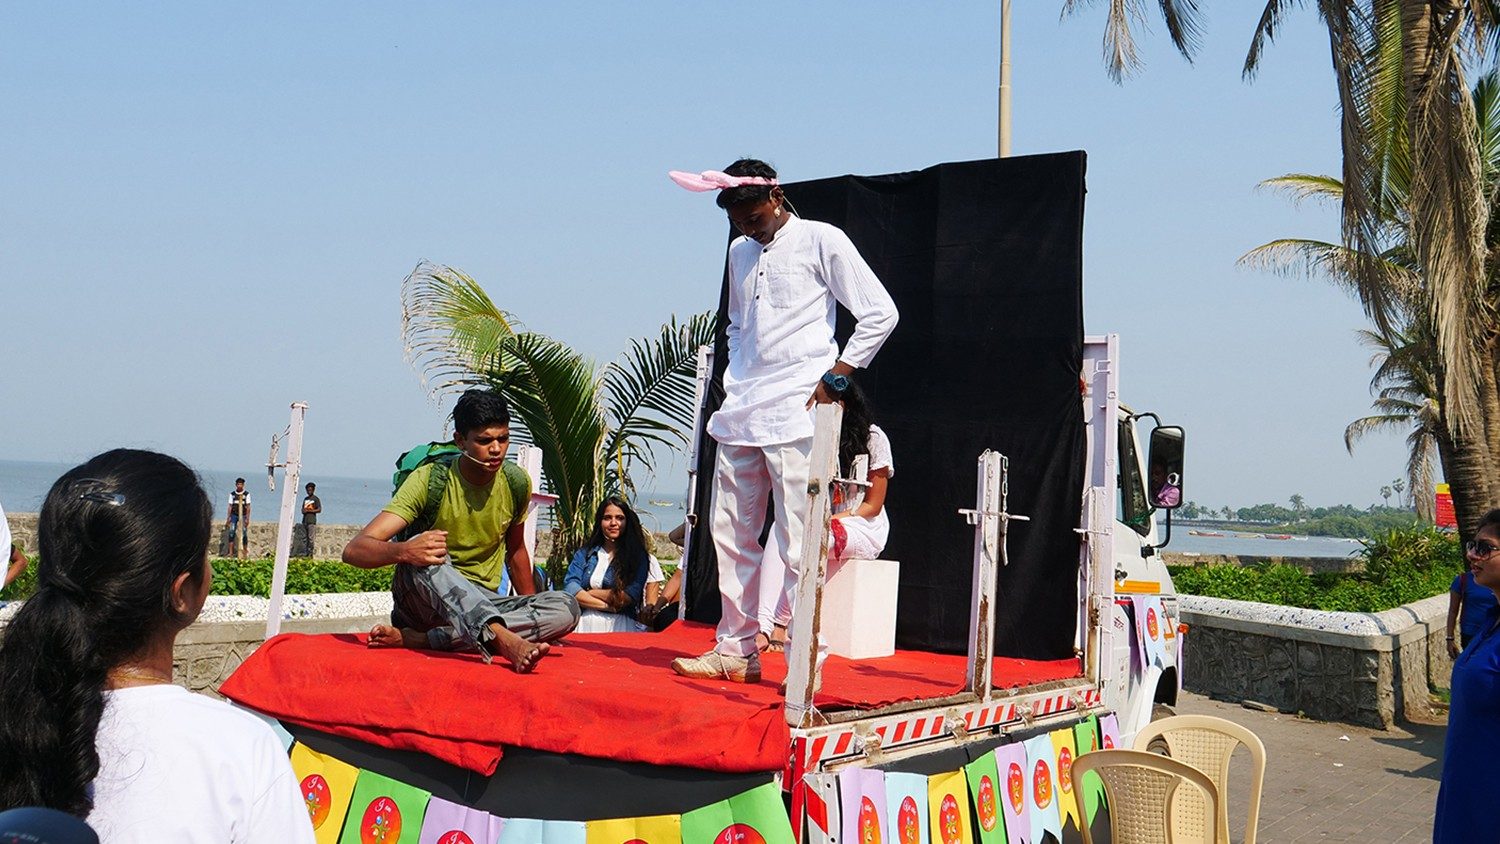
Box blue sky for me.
[0,3,1409,511]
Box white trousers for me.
[710,437,812,657]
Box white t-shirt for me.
[88,685,314,843]
[586,548,664,589]
[0,501,11,556]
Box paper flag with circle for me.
[1132,596,1169,670]
[1049,729,1081,832]
[417,796,505,844]
[988,742,1029,844]
[289,742,360,844]
[1071,717,1106,823]
[1098,713,1123,752]
[838,767,888,844]
[585,813,681,844]
[498,819,586,844]
[1022,735,1062,844]
[883,772,929,844]
[926,769,973,844]
[801,773,842,844]
[961,750,1005,844]
[680,782,796,844]
[337,768,431,844]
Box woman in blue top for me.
[1434,509,1500,842]
[1446,563,1497,656]
[564,497,662,633]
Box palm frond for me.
[600,312,718,481]
[1244,0,1304,79]
[401,261,522,401]
[1062,0,1204,83]
[1256,172,1347,205]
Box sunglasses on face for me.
[1466,540,1500,558]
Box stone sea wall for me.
[1180,593,1449,729]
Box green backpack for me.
[391,441,531,541]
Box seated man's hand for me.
[399,530,448,566]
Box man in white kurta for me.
[671,160,898,683]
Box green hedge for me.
[1168,526,1463,613]
[1,557,393,602]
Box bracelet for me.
[1447,636,1456,641]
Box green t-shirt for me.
[382,462,531,591]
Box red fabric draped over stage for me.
[220,622,1081,775]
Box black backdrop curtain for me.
[685,154,1087,660]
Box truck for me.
[224,153,1187,843]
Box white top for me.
[88,685,314,844]
[708,215,899,447]
[853,425,894,535]
[586,548,664,589]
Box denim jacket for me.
[563,544,649,612]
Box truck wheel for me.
[1145,704,1177,755]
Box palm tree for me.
[1392,477,1407,506]
[1290,494,1307,518]
[1241,68,1500,534]
[1060,0,1207,82]
[399,261,717,582]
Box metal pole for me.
[998,0,1012,157]
[265,402,307,639]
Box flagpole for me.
[998,0,1012,157]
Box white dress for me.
[832,424,894,563]
[574,548,664,633]
[87,684,314,843]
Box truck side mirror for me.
[1148,426,1185,510]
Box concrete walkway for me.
[1176,691,1443,843]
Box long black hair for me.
[585,496,650,606]
[0,449,212,817]
[838,379,876,476]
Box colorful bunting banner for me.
[1070,717,1106,824]
[586,813,681,844]
[883,772,929,844]
[1098,713,1123,752]
[1021,736,1061,844]
[1132,596,1170,670]
[962,751,1004,844]
[801,773,842,844]
[418,796,505,844]
[838,767,888,844]
[338,768,431,844]
[1048,729,1080,833]
[290,743,360,844]
[988,743,1029,844]
[499,819,586,844]
[926,770,973,844]
[681,782,795,844]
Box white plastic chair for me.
[1133,714,1266,844]
[1070,749,1223,844]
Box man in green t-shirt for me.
[342,389,578,672]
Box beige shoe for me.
[671,650,762,683]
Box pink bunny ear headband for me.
[668,170,779,192]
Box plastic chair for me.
[1133,714,1267,844]
[1070,749,1223,844]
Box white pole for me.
[998,0,1012,157]
[265,402,307,639]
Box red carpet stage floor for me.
[221,622,1081,776]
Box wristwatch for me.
[821,371,850,395]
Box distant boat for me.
[649,499,678,508]
[1263,534,1293,540]
[1188,530,1225,537]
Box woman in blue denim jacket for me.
[564,497,662,633]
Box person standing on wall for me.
[666,159,899,683]
[225,478,250,560]
[300,482,321,558]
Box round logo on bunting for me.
[1007,761,1026,814]
[1033,759,1053,809]
[300,774,330,828]
[1102,732,1115,749]
[623,840,648,844]
[938,794,963,844]
[1147,607,1160,640]
[438,833,474,844]
[359,797,402,844]
[859,796,882,844]
[714,824,767,844]
[1059,746,1075,794]
[897,796,920,844]
[976,774,998,831]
